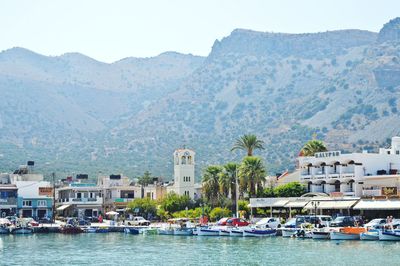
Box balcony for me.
[58,197,103,205]
[300,174,312,180]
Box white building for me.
[167,148,201,199]
[298,137,400,198]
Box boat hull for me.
[173,228,194,236]
[124,227,140,234]
[219,229,231,236]
[379,231,400,241]
[360,231,379,241]
[243,229,276,237]
[11,227,33,234]
[330,231,359,240]
[229,229,243,237]
[311,231,330,240]
[281,228,298,237]
[157,228,174,235]
[0,227,9,234]
[197,228,220,236]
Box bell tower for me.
[173,148,195,198]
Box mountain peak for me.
[378,17,400,43]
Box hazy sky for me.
[1,0,399,62]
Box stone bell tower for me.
[173,148,195,198]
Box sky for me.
[1,0,399,62]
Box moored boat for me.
[379,230,400,241]
[157,227,174,235]
[229,228,243,237]
[173,227,194,236]
[311,230,330,240]
[281,228,299,237]
[330,227,365,240]
[11,227,33,234]
[243,228,276,237]
[0,227,9,234]
[124,227,140,235]
[219,229,231,236]
[360,230,379,241]
[197,227,220,236]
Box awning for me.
[285,200,310,208]
[249,198,279,208]
[304,200,358,210]
[272,199,290,207]
[353,200,400,210]
[56,204,71,211]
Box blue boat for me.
[124,227,140,235]
[243,229,277,237]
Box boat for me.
[84,227,97,233]
[379,230,400,241]
[0,226,9,234]
[360,230,379,241]
[124,227,140,234]
[96,227,109,233]
[219,228,231,236]
[173,227,194,236]
[295,229,312,239]
[10,226,33,234]
[157,227,174,235]
[243,228,277,237]
[311,229,330,240]
[0,218,11,234]
[229,228,243,237]
[197,227,220,236]
[60,225,83,234]
[143,228,158,235]
[330,227,365,240]
[281,228,299,237]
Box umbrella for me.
[106,211,119,216]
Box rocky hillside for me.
[1,18,400,179]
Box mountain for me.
[1,18,400,180]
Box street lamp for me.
[311,201,320,228]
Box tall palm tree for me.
[239,156,266,197]
[219,162,239,213]
[231,134,265,156]
[202,165,223,207]
[300,140,327,156]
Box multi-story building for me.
[298,136,400,198]
[56,175,103,217]
[0,178,18,217]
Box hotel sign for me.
[381,187,397,196]
[315,151,341,158]
[39,187,53,196]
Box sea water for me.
[1,234,400,265]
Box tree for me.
[159,192,193,213]
[300,139,327,156]
[231,134,265,156]
[127,198,157,219]
[274,182,306,197]
[219,162,239,212]
[138,171,153,186]
[209,207,232,221]
[202,165,223,207]
[239,156,266,197]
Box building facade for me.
[298,136,400,198]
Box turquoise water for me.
[1,234,400,265]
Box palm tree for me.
[239,156,266,197]
[202,165,223,207]
[219,162,239,213]
[231,134,265,156]
[300,139,327,156]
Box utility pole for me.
[235,168,239,218]
[52,172,56,224]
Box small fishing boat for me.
[311,230,330,240]
[143,228,158,235]
[281,228,299,237]
[379,230,400,241]
[229,228,243,237]
[243,228,277,237]
[197,227,220,236]
[10,226,33,234]
[330,227,365,240]
[360,229,379,241]
[124,227,140,235]
[157,228,174,235]
[173,227,194,236]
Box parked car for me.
[226,218,249,227]
[306,215,332,227]
[330,216,356,227]
[217,217,230,226]
[364,218,386,229]
[38,217,52,224]
[255,217,281,229]
[125,216,150,226]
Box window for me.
[397,151,400,155]
[37,200,47,207]
[77,192,82,199]
[23,200,32,207]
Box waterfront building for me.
[0,182,18,217]
[298,136,400,198]
[56,175,102,218]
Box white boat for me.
[84,227,97,233]
[330,231,359,240]
[243,228,276,237]
[10,227,33,234]
[157,228,174,235]
[173,228,194,236]
[281,228,298,237]
[219,229,231,236]
[229,228,243,237]
[311,229,330,240]
[360,230,379,241]
[196,227,220,236]
[379,230,400,241]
